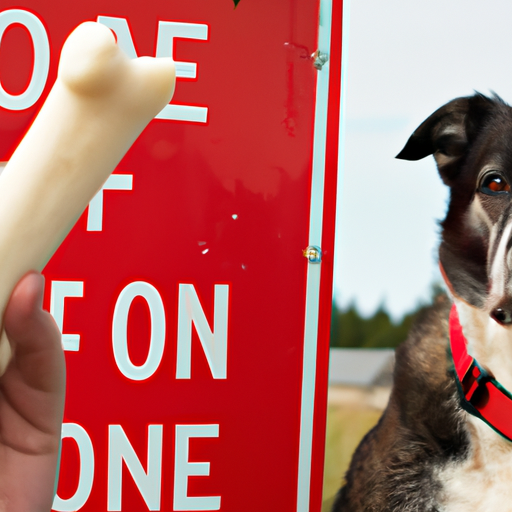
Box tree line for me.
[330,285,444,349]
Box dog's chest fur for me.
[439,424,512,512]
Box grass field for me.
[320,386,390,511]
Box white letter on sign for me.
[50,281,84,352]
[155,21,208,123]
[174,424,221,511]
[0,9,49,110]
[87,173,133,231]
[176,284,229,379]
[108,425,163,511]
[53,423,95,512]
[97,16,208,123]
[113,281,166,381]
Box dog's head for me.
[397,93,512,325]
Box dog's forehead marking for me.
[487,220,512,304]
[486,204,511,264]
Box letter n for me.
[176,284,229,379]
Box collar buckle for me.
[461,359,491,409]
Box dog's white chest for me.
[439,419,512,512]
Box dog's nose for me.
[492,307,512,325]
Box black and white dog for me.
[332,93,512,511]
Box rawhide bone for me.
[0,21,176,373]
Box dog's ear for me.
[396,93,498,183]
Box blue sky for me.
[333,0,512,319]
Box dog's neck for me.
[454,298,512,395]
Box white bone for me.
[0,21,175,373]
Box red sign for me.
[0,1,342,511]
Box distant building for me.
[329,348,395,387]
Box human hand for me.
[0,272,65,511]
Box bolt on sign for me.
[0,0,342,511]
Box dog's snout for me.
[492,307,512,326]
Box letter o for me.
[0,9,49,110]
[52,423,95,512]
[112,281,166,381]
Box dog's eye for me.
[480,173,511,195]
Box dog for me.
[332,92,512,512]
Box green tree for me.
[330,284,445,349]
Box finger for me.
[3,271,65,394]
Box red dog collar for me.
[450,304,512,441]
